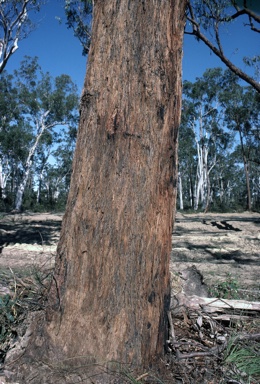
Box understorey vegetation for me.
[0,261,259,384]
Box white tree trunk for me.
[194,145,206,210]
[0,158,8,199]
[193,106,218,211]
[189,184,193,207]
[0,0,30,73]
[15,167,31,211]
[178,172,184,210]
[14,111,51,211]
[36,169,44,203]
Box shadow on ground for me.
[0,218,62,248]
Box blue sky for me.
[6,1,259,93]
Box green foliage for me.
[224,336,260,382]
[179,66,260,213]
[13,56,79,125]
[0,56,79,211]
[65,0,93,55]
[0,294,18,342]
[210,274,240,299]
[0,0,43,73]
[187,1,260,92]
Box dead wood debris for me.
[165,292,260,384]
[0,267,52,374]
[0,266,259,384]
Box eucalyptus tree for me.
[0,72,15,198]
[182,68,232,211]
[221,72,260,210]
[10,2,187,381]
[65,0,92,55]
[0,70,29,201]
[36,126,77,207]
[186,0,260,93]
[178,105,197,209]
[0,56,79,211]
[0,0,44,73]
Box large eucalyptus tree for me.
[10,1,187,382]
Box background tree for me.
[0,56,79,211]
[0,0,44,73]
[186,0,260,93]
[221,71,260,210]
[0,71,18,200]
[178,108,197,210]
[64,0,92,55]
[178,68,260,212]
[35,127,77,208]
[181,68,232,211]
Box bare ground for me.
[0,211,259,383]
[0,210,259,296]
[171,211,260,299]
[0,212,62,273]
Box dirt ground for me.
[172,211,260,299]
[0,211,259,383]
[0,211,259,296]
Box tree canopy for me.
[0,0,44,73]
[186,0,260,92]
[0,56,79,211]
[179,67,260,212]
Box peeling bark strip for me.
[45,1,186,367]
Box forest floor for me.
[0,211,259,294]
[0,212,62,273]
[0,211,259,383]
[172,211,260,300]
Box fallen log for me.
[172,293,260,314]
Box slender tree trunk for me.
[244,159,252,210]
[219,177,224,203]
[37,175,42,204]
[178,172,184,210]
[11,1,186,380]
[189,170,194,208]
[0,159,8,199]
[14,118,49,211]
[195,142,205,210]
[15,167,31,211]
[238,127,252,210]
[204,172,211,213]
[195,160,203,210]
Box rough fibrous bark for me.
[48,0,185,366]
[12,0,187,378]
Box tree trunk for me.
[0,158,8,199]
[47,0,185,363]
[189,171,194,208]
[244,159,252,210]
[178,172,184,210]
[12,0,186,379]
[238,126,252,210]
[14,120,48,211]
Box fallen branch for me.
[173,293,260,313]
